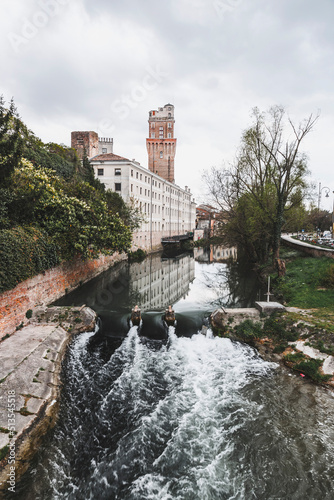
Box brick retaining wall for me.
[0,253,127,337]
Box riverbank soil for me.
[211,307,334,387]
[0,306,96,493]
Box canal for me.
[15,247,334,499]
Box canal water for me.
[14,247,334,499]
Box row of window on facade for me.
[130,170,160,184]
[130,185,189,208]
[135,221,185,233]
[150,122,172,129]
[129,170,180,196]
[150,133,173,139]
[96,168,191,201]
[137,201,185,217]
[97,168,121,176]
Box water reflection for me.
[194,244,237,263]
[130,253,195,310]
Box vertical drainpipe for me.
[177,190,180,235]
[150,174,153,251]
[150,148,154,251]
[169,185,172,238]
[149,253,152,308]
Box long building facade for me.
[72,104,196,251]
[89,153,196,250]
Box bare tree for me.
[204,106,319,264]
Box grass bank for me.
[273,248,334,309]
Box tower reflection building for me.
[129,253,195,310]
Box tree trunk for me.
[275,258,286,278]
[272,196,285,262]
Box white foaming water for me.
[85,327,276,500]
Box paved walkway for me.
[281,234,334,253]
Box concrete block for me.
[255,301,286,314]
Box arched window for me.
[160,151,163,158]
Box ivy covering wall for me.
[0,227,60,293]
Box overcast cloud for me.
[1,0,334,209]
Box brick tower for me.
[146,104,177,182]
[71,131,98,159]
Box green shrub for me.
[294,358,330,382]
[284,352,305,363]
[233,319,263,340]
[0,445,9,461]
[284,353,331,382]
[0,226,59,293]
[128,248,147,262]
[263,314,299,341]
[305,340,334,356]
[273,342,288,353]
[26,309,33,319]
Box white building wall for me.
[91,158,196,251]
[98,138,113,154]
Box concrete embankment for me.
[0,306,97,493]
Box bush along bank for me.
[0,226,60,294]
[211,309,334,386]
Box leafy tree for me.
[105,191,144,231]
[80,150,105,190]
[205,106,318,264]
[21,129,79,180]
[9,160,132,260]
[0,96,24,183]
[282,203,310,233]
[0,188,14,229]
[306,207,332,233]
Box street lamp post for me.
[318,182,330,212]
[332,191,334,238]
[317,183,331,237]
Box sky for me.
[1,0,334,210]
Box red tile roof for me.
[90,153,130,162]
